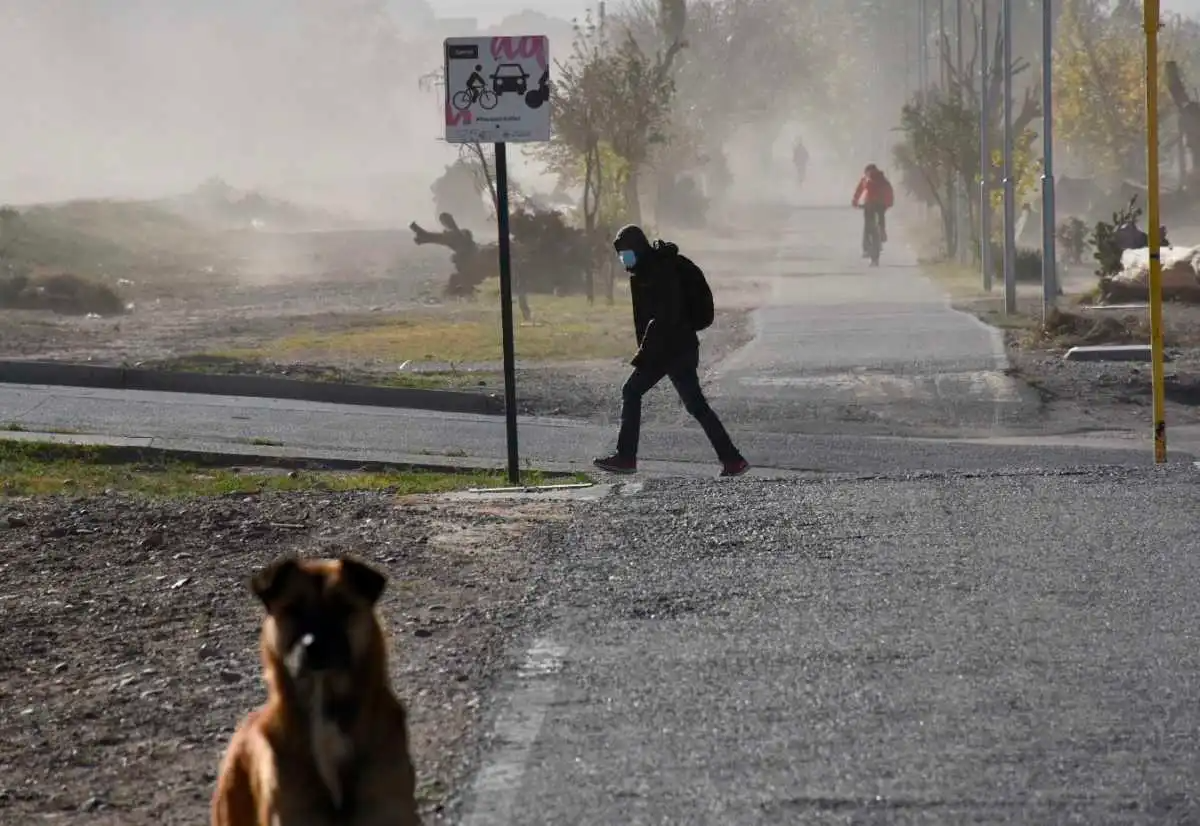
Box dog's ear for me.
[250,557,300,607]
[340,558,387,606]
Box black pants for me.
[862,204,886,250]
[616,348,741,462]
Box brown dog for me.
[211,556,421,825]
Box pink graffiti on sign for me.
[445,100,472,127]
[490,36,547,71]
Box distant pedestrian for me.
[592,224,750,478]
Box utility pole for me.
[1002,0,1017,314]
[980,0,993,291]
[956,0,969,264]
[939,0,947,89]
[918,0,928,100]
[1040,0,1058,314]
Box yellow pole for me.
[1145,0,1168,463]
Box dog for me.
[211,556,421,825]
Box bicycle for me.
[855,204,883,267]
[451,85,498,112]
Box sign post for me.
[1143,3,1168,463]
[443,35,551,484]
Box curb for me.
[0,430,584,479]
[0,360,504,416]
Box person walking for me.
[592,224,750,478]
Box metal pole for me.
[1002,0,1017,314]
[918,0,927,99]
[1040,0,1058,314]
[939,0,947,89]
[494,142,521,484]
[1144,0,1167,462]
[956,0,964,74]
[980,0,992,291]
[956,0,969,263]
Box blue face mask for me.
[618,249,637,270]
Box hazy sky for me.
[435,0,589,24]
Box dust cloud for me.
[0,1,457,224]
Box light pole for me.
[1040,0,1058,313]
[956,0,969,264]
[940,0,947,89]
[980,0,993,291]
[918,0,928,99]
[1002,0,1017,314]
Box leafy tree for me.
[601,5,685,223]
[893,90,985,256]
[893,4,1043,259]
[1053,0,1187,183]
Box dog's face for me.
[251,557,387,686]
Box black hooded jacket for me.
[613,224,700,367]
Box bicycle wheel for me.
[479,89,499,110]
[865,215,881,265]
[451,90,472,111]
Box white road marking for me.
[458,638,568,826]
[738,371,1022,404]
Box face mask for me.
[618,249,637,270]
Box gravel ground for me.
[0,490,569,825]
[1006,348,1200,433]
[452,467,1200,824]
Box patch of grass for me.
[137,355,501,391]
[219,293,632,365]
[244,437,284,447]
[0,439,570,498]
[3,423,26,432]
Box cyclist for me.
[851,163,895,257]
[466,64,487,100]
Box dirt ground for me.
[0,489,569,824]
[956,289,1200,433]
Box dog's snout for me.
[288,623,352,674]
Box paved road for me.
[456,467,1200,825]
[0,383,1189,475]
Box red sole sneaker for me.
[720,459,750,478]
[593,457,637,475]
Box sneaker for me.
[593,454,637,474]
[720,458,750,478]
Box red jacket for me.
[853,171,894,208]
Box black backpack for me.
[677,255,715,331]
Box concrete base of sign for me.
[1063,344,1159,362]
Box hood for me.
[613,224,653,255]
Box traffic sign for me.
[443,36,551,144]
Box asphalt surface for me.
[0,383,1188,475]
[701,213,1030,437]
[444,206,1200,824]
[457,468,1200,825]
